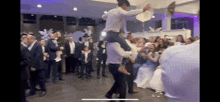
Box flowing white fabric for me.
[149,66,164,92]
[134,64,155,88]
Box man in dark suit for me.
[47,34,64,83]
[65,37,78,74]
[96,40,108,79]
[82,34,94,71]
[78,46,92,79]
[75,37,83,74]
[20,33,30,102]
[39,39,50,81]
[27,35,46,97]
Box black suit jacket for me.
[81,51,92,64]
[47,39,60,60]
[97,41,107,58]
[29,41,44,70]
[65,41,78,58]
[20,43,30,80]
[81,41,94,52]
[75,42,83,59]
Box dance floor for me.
[27,67,168,102]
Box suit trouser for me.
[80,61,92,76]
[20,80,27,102]
[106,31,131,65]
[66,55,76,73]
[107,64,126,102]
[48,60,59,82]
[30,69,46,92]
[115,61,134,94]
[97,54,107,76]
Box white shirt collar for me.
[28,40,37,51]
[21,42,27,47]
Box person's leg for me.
[102,56,107,76]
[65,57,70,73]
[119,74,126,102]
[29,71,38,95]
[126,62,134,93]
[38,69,46,92]
[57,61,63,80]
[52,61,59,83]
[97,56,101,77]
[46,60,52,79]
[106,64,121,97]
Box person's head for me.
[49,34,56,40]
[149,37,154,43]
[84,46,89,51]
[84,37,89,41]
[164,35,168,42]
[56,31,62,38]
[176,35,185,43]
[159,38,165,46]
[21,34,28,44]
[150,44,157,53]
[28,32,34,35]
[69,37,73,42]
[138,38,145,44]
[154,36,160,43]
[89,39,93,43]
[79,37,83,42]
[126,34,134,43]
[186,37,194,44]
[40,39,46,46]
[27,35,36,45]
[194,36,199,41]
[117,0,130,10]
[143,38,148,44]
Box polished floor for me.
[26,67,168,102]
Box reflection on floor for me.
[27,68,168,102]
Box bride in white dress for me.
[134,44,160,88]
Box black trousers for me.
[116,61,134,94]
[75,58,81,73]
[30,69,46,92]
[66,55,76,73]
[97,54,107,76]
[20,80,27,102]
[107,64,126,102]
[80,61,92,76]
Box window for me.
[23,14,36,24]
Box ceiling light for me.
[101,32,106,36]
[54,16,57,17]
[31,14,34,16]
[73,7,77,11]
[104,11,107,14]
[37,4,42,8]
[152,15,155,18]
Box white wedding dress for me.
[149,66,164,92]
[134,64,156,88]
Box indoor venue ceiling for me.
[21,0,199,21]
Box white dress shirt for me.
[42,45,46,61]
[85,52,88,61]
[28,40,37,51]
[69,42,75,54]
[161,40,200,102]
[106,42,132,64]
[84,41,89,47]
[102,7,143,32]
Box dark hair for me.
[164,35,168,37]
[154,36,160,43]
[176,35,185,43]
[151,44,158,53]
[143,38,148,43]
[158,38,165,46]
[84,46,88,49]
[188,37,194,42]
[118,1,125,7]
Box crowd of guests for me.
[20,31,109,102]
[20,30,199,102]
[131,34,199,94]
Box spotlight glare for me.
[37,4,42,8]
[73,7,77,11]
[104,11,107,14]
[152,15,155,18]
[101,32,106,36]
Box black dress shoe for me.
[78,76,83,78]
[59,78,64,80]
[52,80,57,83]
[28,91,35,96]
[105,93,112,99]
[86,76,90,79]
[39,91,46,97]
[102,75,108,77]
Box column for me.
[193,17,200,37]
[162,9,172,31]
[63,16,67,32]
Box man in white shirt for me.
[102,0,151,68]
[65,37,77,74]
